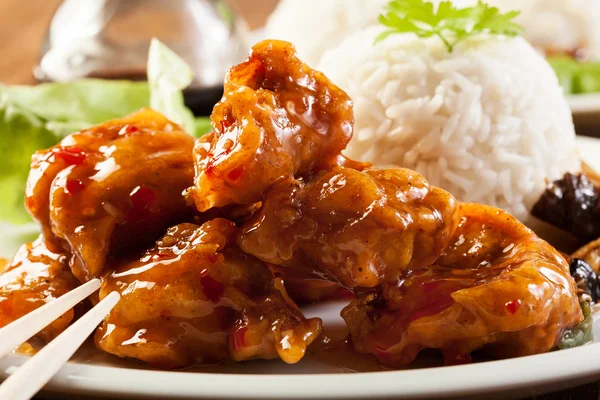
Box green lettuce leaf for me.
[148,38,196,134]
[195,116,213,137]
[4,79,150,138]
[0,80,151,225]
[0,40,206,228]
[548,56,600,95]
[0,92,57,224]
[0,222,40,259]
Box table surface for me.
[0,1,598,399]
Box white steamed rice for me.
[264,0,387,66]
[317,29,581,220]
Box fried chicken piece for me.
[186,40,354,212]
[26,109,195,282]
[95,219,322,369]
[0,237,79,342]
[343,203,583,366]
[238,166,460,288]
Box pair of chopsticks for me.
[0,279,120,400]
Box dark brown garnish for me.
[532,173,600,241]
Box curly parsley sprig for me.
[375,0,523,52]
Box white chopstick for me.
[0,278,101,359]
[0,291,120,400]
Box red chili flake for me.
[130,186,156,210]
[232,326,247,352]
[25,196,35,211]
[422,281,440,294]
[406,293,454,325]
[200,269,224,302]
[126,186,157,223]
[220,119,232,132]
[446,352,472,366]
[54,146,86,166]
[205,163,217,178]
[505,299,521,315]
[333,287,355,301]
[227,165,245,182]
[254,60,266,83]
[206,253,220,264]
[65,179,85,195]
[119,125,139,135]
[153,253,171,261]
[372,345,393,365]
[160,309,172,318]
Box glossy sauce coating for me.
[186,40,354,211]
[238,166,460,288]
[0,237,79,342]
[96,219,322,369]
[1,40,586,370]
[26,109,195,282]
[342,203,583,366]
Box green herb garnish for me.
[376,0,523,52]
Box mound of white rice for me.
[318,29,580,220]
[264,0,387,66]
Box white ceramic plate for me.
[2,137,600,400]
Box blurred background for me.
[0,0,277,84]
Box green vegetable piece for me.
[0,92,57,224]
[0,40,203,225]
[547,56,600,95]
[0,80,152,225]
[557,299,594,350]
[4,80,150,138]
[547,57,578,95]
[148,38,196,134]
[376,0,523,52]
[195,117,213,137]
[0,222,39,259]
[576,63,600,94]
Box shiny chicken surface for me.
[238,165,581,363]
[0,237,78,342]
[187,40,355,211]
[238,166,460,289]
[26,109,195,282]
[96,219,321,369]
[343,203,583,365]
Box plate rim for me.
[2,341,600,399]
